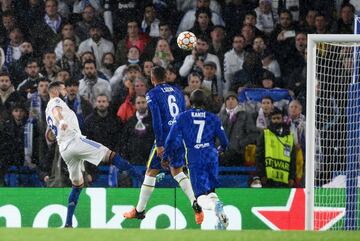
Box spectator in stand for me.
[141,3,160,38]
[335,3,355,34]
[75,4,110,42]
[72,0,103,16]
[40,50,60,82]
[261,49,281,79]
[179,35,222,94]
[30,0,64,55]
[240,24,256,51]
[8,40,36,87]
[314,13,331,34]
[4,27,24,67]
[251,107,296,188]
[243,10,264,37]
[252,36,267,56]
[208,25,228,75]
[112,0,139,40]
[99,52,116,80]
[16,0,44,31]
[115,19,150,66]
[256,96,274,130]
[78,60,111,107]
[121,94,154,165]
[78,23,115,70]
[55,22,81,61]
[1,10,18,48]
[255,0,278,35]
[218,91,258,166]
[224,34,246,94]
[56,68,71,83]
[286,99,305,187]
[56,38,82,81]
[152,39,174,69]
[176,0,225,35]
[79,51,108,81]
[300,8,318,33]
[64,78,93,130]
[189,7,214,40]
[0,72,24,123]
[165,65,182,89]
[24,78,50,169]
[201,60,222,113]
[117,77,148,123]
[142,60,154,84]
[17,59,43,99]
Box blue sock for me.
[65,186,82,227]
[111,153,141,180]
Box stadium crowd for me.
[0,0,358,188]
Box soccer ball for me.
[177,31,197,51]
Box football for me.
[177,31,197,51]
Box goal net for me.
[306,35,360,231]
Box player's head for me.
[190,89,206,109]
[151,65,166,85]
[48,80,67,99]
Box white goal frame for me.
[306,34,360,231]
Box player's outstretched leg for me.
[108,152,143,182]
[65,183,83,228]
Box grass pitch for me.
[1,228,360,241]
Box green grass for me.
[1,228,360,241]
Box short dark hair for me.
[83,59,97,68]
[65,79,79,87]
[190,89,206,108]
[48,80,64,91]
[270,107,283,117]
[26,58,38,67]
[195,7,212,20]
[0,72,11,80]
[151,65,166,82]
[261,95,273,103]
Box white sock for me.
[208,192,219,206]
[197,195,215,210]
[136,175,156,212]
[174,172,196,204]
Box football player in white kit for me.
[46,81,141,228]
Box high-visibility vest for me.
[264,129,294,184]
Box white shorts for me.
[60,136,109,183]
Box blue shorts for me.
[187,147,219,197]
[147,143,186,170]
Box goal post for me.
[306,34,360,231]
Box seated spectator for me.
[78,60,111,107]
[40,50,60,82]
[256,95,274,130]
[218,91,258,166]
[252,36,267,56]
[255,0,278,35]
[240,24,256,51]
[179,35,222,94]
[8,40,36,87]
[79,51,108,80]
[176,0,225,35]
[55,22,81,61]
[4,27,24,67]
[201,60,222,112]
[78,23,115,69]
[165,65,182,89]
[117,77,148,123]
[111,63,142,101]
[17,58,43,99]
[99,52,116,80]
[261,49,281,79]
[73,0,103,16]
[0,72,24,123]
[286,99,305,187]
[141,3,160,38]
[142,60,154,84]
[121,94,154,165]
[224,34,247,94]
[208,25,228,75]
[1,10,19,46]
[251,107,296,188]
[30,0,64,55]
[189,7,214,40]
[56,68,71,83]
[300,8,318,33]
[334,2,355,34]
[242,10,264,37]
[152,39,174,69]
[314,13,331,34]
[56,38,82,81]
[64,78,93,130]
[115,19,150,66]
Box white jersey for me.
[45,97,82,147]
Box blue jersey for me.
[164,108,228,160]
[146,83,186,147]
